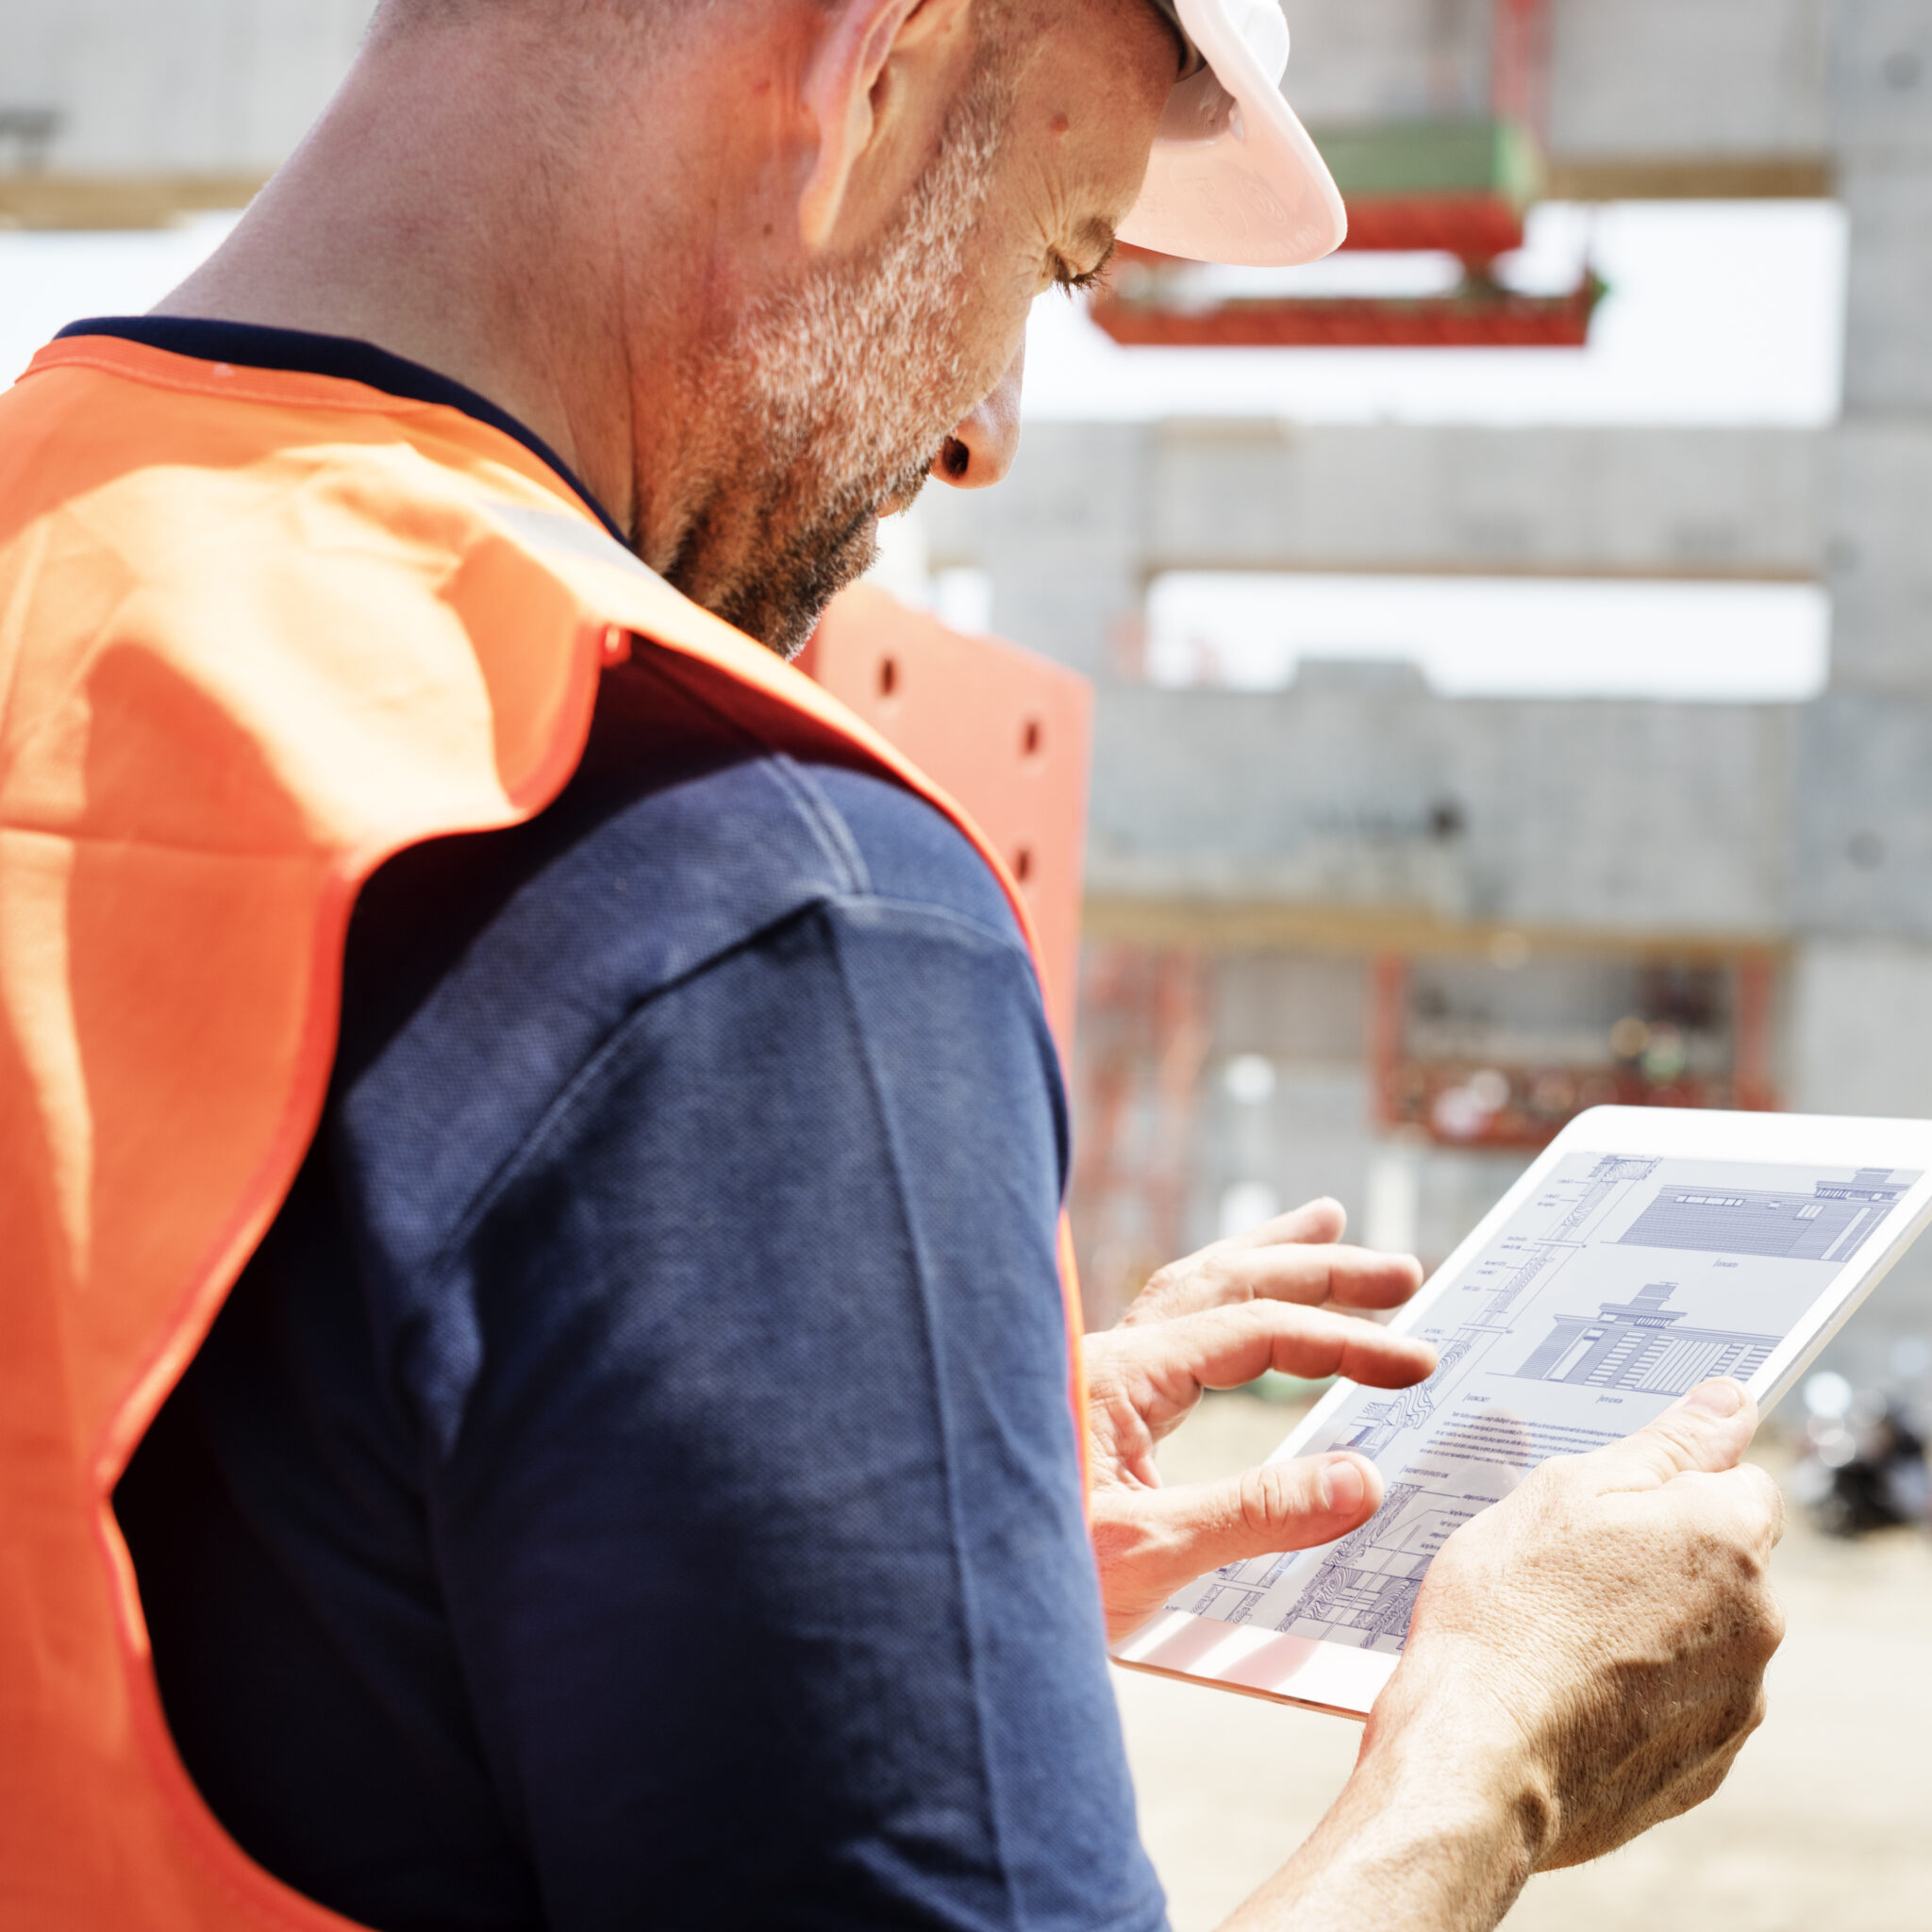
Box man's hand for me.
[1227,1378,1788,1932]
[1085,1199,1432,1641]
[1386,1375,1788,1869]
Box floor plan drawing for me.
[1166,1150,1920,1652]
[1340,1341,1478,1458]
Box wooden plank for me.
[0,174,265,229]
[1543,153,1834,199]
[1081,895,1790,963]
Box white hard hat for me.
[1123,0,1347,267]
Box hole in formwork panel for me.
[1021,717,1043,758]
[1013,847,1033,883]
[877,656,897,698]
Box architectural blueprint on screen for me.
[1171,1153,1918,1654]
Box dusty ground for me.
[1119,1392,1932,1932]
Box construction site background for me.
[7,3,1931,1925]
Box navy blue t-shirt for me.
[104,320,1166,1932]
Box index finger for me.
[1124,1233,1424,1328]
[1108,1300,1440,1401]
[1220,1241,1425,1312]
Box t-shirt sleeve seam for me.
[817,906,1039,1930]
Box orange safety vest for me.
[0,333,1088,1932]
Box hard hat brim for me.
[1120,0,1347,268]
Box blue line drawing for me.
[1275,1480,1480,1653]
[1509,1281,1780,1392]
[1619,1167,1904,1262]
[1164,1155,1922,1656]
[1341,1153,1664,1457]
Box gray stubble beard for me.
[661,44,1018,658]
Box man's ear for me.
[797,0,974,250]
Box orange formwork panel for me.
[800,584,1092,1057]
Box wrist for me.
[1226,1686,1549,1932]
[1356,1650,1558,1877]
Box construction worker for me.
[0,2,1784,1929]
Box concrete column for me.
[1789,938,1932,1375]
[921,423,1151,680]
[1789,3,1932,1355]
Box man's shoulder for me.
[329,638,1037,1274]
[341,639,1024,1048]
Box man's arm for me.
[1228,1382,1783,1930]
[411,878,1170,1931]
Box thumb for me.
[1584,1378,1759,1494]
[1142,1452,1386,1578]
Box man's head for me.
[352,0,1177,654]
[179,0,1176,652]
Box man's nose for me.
[931,346,1025,490]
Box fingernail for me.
[1322,1457,1367,1512]
[1685,1379,1745,1418]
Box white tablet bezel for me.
[1109,1106,1932,1720]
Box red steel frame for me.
[1372,948,1783,1151]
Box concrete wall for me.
[1090,676,1796,937]
[2,0,371,176]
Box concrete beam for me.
[0,174,265,228]
[1541,155,1834,198]
[925,423,1823,676]
[1137,423,1822,579]
[933,424,1822,582]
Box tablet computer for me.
[1110,1106,1932,1720]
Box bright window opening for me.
[1145,571,1831,702]
[0,212,242,387]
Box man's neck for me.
[152,15,758,560]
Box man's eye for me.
[1050,249,1112,297]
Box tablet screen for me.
[1168,1151,1921,1657]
